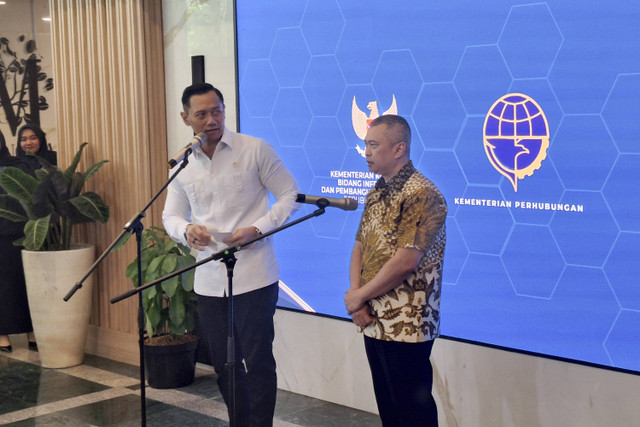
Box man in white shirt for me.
[163,83,300,426]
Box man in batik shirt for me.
[345,114,447,427]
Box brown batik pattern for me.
[356,161,447,342]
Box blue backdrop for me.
[236,0,640,372]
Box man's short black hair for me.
[369,114,411,147]
[181,83,224,111]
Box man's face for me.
[181,91,226,144]
[363,123,403,179]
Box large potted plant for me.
[122,226,199,389]
[0,142,109,368]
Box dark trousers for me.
[364,336,439,427]
[197,282,279,427]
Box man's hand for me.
[185,224,212,251]
[350,305,374,328]
[344,287,367,315]
[223,226,260,246]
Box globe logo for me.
[483,93,550,191]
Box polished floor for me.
[0,336,381,426]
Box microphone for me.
[167,133,207,168]
[296,194,358,211]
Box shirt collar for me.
[374,161,416,192]
[193,126,234,158]
[219,126,233,149]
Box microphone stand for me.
[63,149,196,427]
[111,203,328,426]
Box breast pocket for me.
[222,171,258,208]
[185,182,209,217]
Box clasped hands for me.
[344,288,374,327]
[186,224,259,251]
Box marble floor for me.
[0,337,381,426]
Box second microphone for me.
[296,194,359,211]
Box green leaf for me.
[145,300,162,333]
[0,195,28,222]
[146,227,165,250]
[22,215,51,251]
[165,239,178,253]
[0,167,38,206]
[168,290,186,331]
[112,232,132,251]
[67,172,84,199]
[79,160,109,191]
[145,318,153,337]
[125,259,139,283]
[146,284,158,299]
[161,253,178,275]
[48,169,70,201]
[67,192,110,224]
[63,142,88,179]
[160,275,179,298]
[145,254,166,282]
[31,179,55,219]
[140,247,158,262]
[177,255,195,291]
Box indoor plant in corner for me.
[123,225,199,389]
[0,142,109,368]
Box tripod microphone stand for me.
[63,152,196,427]
[111,202,328,426]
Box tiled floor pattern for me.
[0,339,380,426]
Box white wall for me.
[432,336,640,427]
[0,0,56,153]
[275,309,640,426]
[162,2,640,425]
[163,0,237,158]
[274,310,378,414]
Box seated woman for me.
[0,132,37,352]
[16,123,58,171]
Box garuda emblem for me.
[352,95,397,157]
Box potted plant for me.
[122,225,199,389]
[0,142,109,368]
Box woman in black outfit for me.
[0,131,37,352]
[16,123,57,170]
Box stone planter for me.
[22,244,95,368]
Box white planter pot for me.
[22,244,95,368]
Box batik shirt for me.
[356,161,447,342]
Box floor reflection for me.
[0,346,380,426]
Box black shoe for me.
[28,341,38,351]
[0,345,12,353]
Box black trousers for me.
[197,282,279,427]
[364,336,438,427]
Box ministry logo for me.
[483,93,550,191]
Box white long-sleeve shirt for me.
[162,127,300,296]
